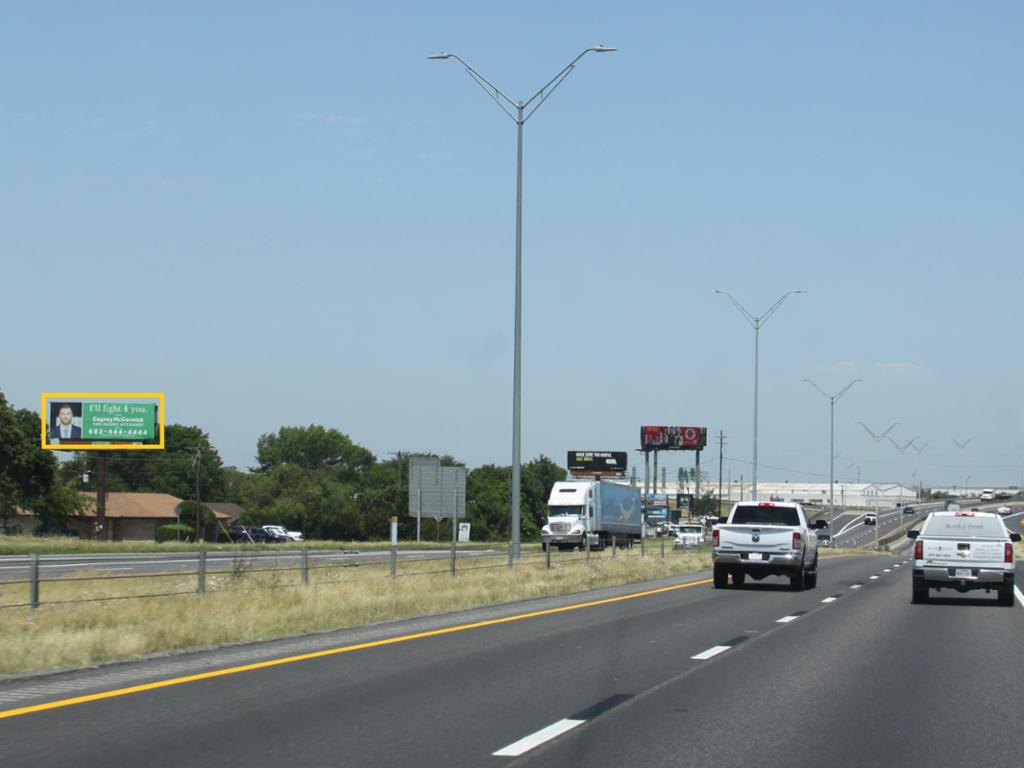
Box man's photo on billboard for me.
[50,402,82,442]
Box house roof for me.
[72,493,233,519]
[204,502,245,521]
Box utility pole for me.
[194,445,203,543]
[718,430,725,517]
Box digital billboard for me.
[41,392,165,450]
[567,451,628,476]
[640,426,707,451]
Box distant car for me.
[263,525,304,542]
[673,524,706,549]
[816,532,832,548]
[996,505,1012,516]
[229,526,284,543]
[903,505,916,515]
[944,500,960,511]
[864,513,877,526]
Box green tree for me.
[255,425,375,481]
[0,391,87,531]
[466,465,510,541]
[520,456,567,540]
[58,424,225,501]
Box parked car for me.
[263,525,304,541]
[228,526,285,543]
[864,513,877,526]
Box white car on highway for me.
[712,501,826,590]
[672,523,706,549]
[907,510,1021,605]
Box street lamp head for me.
[792,289,808,294]
[427,52,451,60]
[589,45,618,53]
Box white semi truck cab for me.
[541,480,642,552]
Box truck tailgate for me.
[717,525,794,553]
[921,537,1006,568]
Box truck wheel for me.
[732,569,746,588]
[998,585,1015,607]
[713,564,728,589]
[789,567,805,591]
[805,558,818,589]
[911,580,929,604]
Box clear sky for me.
[3,2,1022,488]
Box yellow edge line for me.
[0,576,712,720]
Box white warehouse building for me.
[642,481,919,509]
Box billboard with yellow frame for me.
[40,392,166,450]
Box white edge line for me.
[494,718,585,756]
[1014,585,1024,609]
[776,615,799,623]
[691,645,731,661]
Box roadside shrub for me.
[156,524,194,543]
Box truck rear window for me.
[731,506,800,526]
[921,515,1006,538]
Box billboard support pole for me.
[695,449,701,500]
[96,454,108,541]
[643,450,650,520]
[653,450,659,494]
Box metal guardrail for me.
[0,540,710,610]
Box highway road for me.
[2,541,1022,767]
[0,548,505,582]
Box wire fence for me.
[0,536,709,610]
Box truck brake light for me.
[1006,543,1013,564]
[914,540,923,560]
[758,502,776,507]
[792,531,801,550]
[712,529,720,547]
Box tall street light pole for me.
[804,378,861,540]
[430,46,617,559]
[714,289,806,501]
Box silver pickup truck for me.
[907,510,1021,606]
[712,502,827,590]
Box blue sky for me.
[3,2,1022,487]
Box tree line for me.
[0,392,565,541]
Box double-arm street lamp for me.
[430,47,616,558]
[804,378,861,538]
[714,289,806,501]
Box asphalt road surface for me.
[2,546,1022,768]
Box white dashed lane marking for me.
[691,645,731,660]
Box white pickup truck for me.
[712,502,827,590]
[907,510,1021,606]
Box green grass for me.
[0,546,712,676]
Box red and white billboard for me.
[640,426,707,451]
